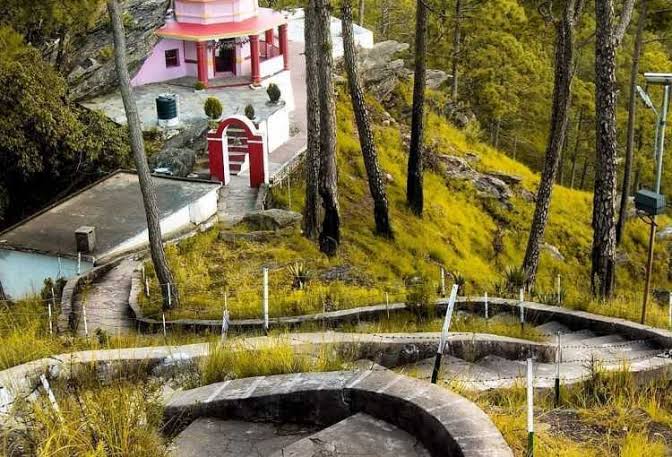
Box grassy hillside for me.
[141,82,670,324]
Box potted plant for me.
[204,96,223,130]
[244,104,256,122]
[266,83,282,105]
[194,81,206,93]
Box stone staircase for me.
[401,313,667,390]
[171,413,430,457]
[226,127,250,176]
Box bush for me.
[203,96,223,120]
[194,81,206,91]
[267,83,282,103]
[97,46,114,62]
[245,104,256,120]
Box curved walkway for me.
[74,258,137,336]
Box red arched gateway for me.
[207,115,268,188]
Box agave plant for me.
[449,270,466,295]
[288,262,311,290]
[503,265,528,296]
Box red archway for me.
[207,115,267,188]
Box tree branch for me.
[613,0,637,47]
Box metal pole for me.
[655,85,669,194]
[555,331,561,407]
[484,292,489,319]
[641,219,657,324]
[642,84,669,323]
[440,266,446,297]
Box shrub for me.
[503,265,527,296]
[97,46,114,62]
[449,270,466,295]
[194,81,206,91]
[245,104,256,120]
[203,96,223,120]
[267,83,282,103]
[287,262,311,290]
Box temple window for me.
[165,49,180,68]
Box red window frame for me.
[165,49,180,68]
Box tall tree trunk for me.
[616,0,647,245]
[407,0,427,217]
[569,108,584,188]
[580,154,590,189]
[358,0,365,26]
[450,0,462,100]
[380,0,391,39]
[341,2,394,238]
[107,0,177,309]
[303,2,321,240]
[592,0,619,299]
[315,0,340,256]
[521,2,578,286]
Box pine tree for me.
[107,0,178,308]
[341,1,393,238]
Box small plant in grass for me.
[266,83,282,104]
[501,265,527,297]
[194,80,206,91]
[204,96,223,121]
[287,262,311,290]
[244,104,256,120]
[449,270,466,295]
[405,275,436,321]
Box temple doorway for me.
[214,40,236,74]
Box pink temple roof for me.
[157,8,287,41]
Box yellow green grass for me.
[140,84,670,324]
[449,367,672,456]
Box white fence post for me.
[519,288,525,329]
[263,268,269,333]
[527,358,534,457]
[39,375,62,421]
[555,331,561,406]
[162,313,167,338]
[167,283,172,308]
[222,292,229,342]
[484,292,489,320]
[556,274,562,304]
[49,287,55,336]
[145,278,150,298]
[82,304,89,338]
[440,266,446,297]
[431,284,459,384]
[385,292,390,319]
[77,252,82,275]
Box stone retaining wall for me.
[163,370,514,457]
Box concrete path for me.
[75,259,137,336]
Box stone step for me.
[402,355,501,385]
[556,329,596,343]
[475,355,528,379]
[577,334,625,346]
[535,321,572,336]
[270,413,431,457]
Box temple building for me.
[132,0,289,88]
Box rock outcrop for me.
[241,209,302,231]
[438,155,526,207]
[67,0,169,101]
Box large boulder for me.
[438,154,513,205]
[150,147,196,177]
[67,0,170,100]
[355,40,411,100]
[241,209,302,231]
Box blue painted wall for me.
[0,249,93,299]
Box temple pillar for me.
[279,24,289,71]
[249,34,261,86]
[196,41,208,86]
[265,29,274,57]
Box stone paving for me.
[74,258,137,336]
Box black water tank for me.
[156,94,177,120]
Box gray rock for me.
[439,154,513,204]
[520,188,537,203]
[489,172,523,186]
[426,69,450,89]
[355,41,410,100]
[67,0,170,100]
[241,209,302,231]
[150,147,196,177]
[542,243,565,261]
[657,226,672,241]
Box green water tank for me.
[635,189,666,216]
[156,94,177,120]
